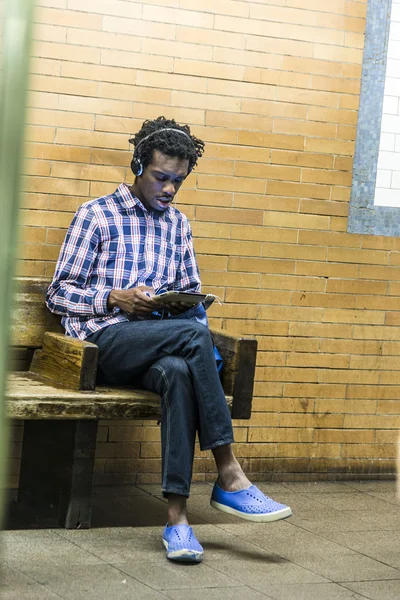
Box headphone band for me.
[134,128,193,156]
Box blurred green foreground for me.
[0,0,33,528]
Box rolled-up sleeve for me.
[46,205,112,317]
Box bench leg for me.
[16,420,98,529]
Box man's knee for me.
[156,355,191,385]
[178,320,212,346]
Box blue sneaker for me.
[162,524,204,562]
[210,483,292,522]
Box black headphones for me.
[130,127,194,177]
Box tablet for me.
[156,291,208,305]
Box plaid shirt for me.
[46,183,201,339]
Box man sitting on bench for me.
[46,116,292,563]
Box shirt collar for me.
[116,183,172,217]
[116,183,143,211]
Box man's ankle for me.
[167,493,189,526]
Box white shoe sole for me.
[163,539,203,562]
[210,500,292,522]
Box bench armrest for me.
[210,329,257,420]
[29,332,98,390]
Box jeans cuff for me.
[200,437,235,452]
[162,487,190,499]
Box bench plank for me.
[30,332,98,391]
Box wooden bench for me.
[6,277,257,529]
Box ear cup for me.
[131,156,143,176]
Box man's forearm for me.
[46,280,112,317]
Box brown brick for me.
[205,111,273,132]
[176,59,244,82]
[233,195,299,214]
[295,261,358,279]
[290,322,353,339]
[268,180,330,200]
[27,107,95,130]
[32,40,101,64]
[264,211,331,231]
[306,138,355,156]
[258,306,323,322]
[359,265,400,281]
[302,169,352,187]
[323,308,384,325]
[287,353,350,369]
[16,259,45,277]
[292,291,355,309]
[298,230,359,248]
[101,49,173,74]
[201,271,260,288]
[235,162,300,182]
[197,174,266,195]
[300,199,348,217]
[327,279,388,296]
[273,118,337,139]
[353,326,400,341]
[195,238,261,257]
[342,444,396,459]
[313,44,363,64]
[248,428,314,443]
[262,242,327,261]
[271,149,333,169]
[277,87,340,108]
[225,288,292,305]
[35,6,103,29]
[314,429,374,443]
[261,274,325,292]
[328,247,389,266]
[224,320,289,336]
[196,206,263,225]
[210,304,258,320]
[231,224,298,243]
[357,296,399,316]
[191,222,231,240]
[238,131,304,151]
[23,176,90,197]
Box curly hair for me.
[129,116,205,174]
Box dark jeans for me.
[88,319,234,497]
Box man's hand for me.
[107,286,162,317]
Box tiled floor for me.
[1,480,400,599]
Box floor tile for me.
[297,554,400,582]
[316,529,400,569]
[1,529,103,567]
[56,526,164,563]
[196,524,282,562]
[0,565,62,600]
[163,586,271,600]
[280,482,354,494]
[301,492,395,512]
[258,582,369,600]
[15,563,168,600]
[216,520,356,562]
[343,580,400,600]
[343,481,396,493]
[208,557,328,590]
[116,560,242,590]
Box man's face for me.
[133,150,190,212]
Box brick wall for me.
[10,0,400,486]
